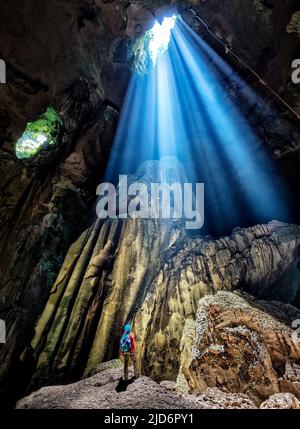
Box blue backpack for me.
[120,333,132,353]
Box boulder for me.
[186,291,300,403]
[260,392,300,409]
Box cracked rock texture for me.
[184,291,300,403]
[16,363,300,409]
[260,392,300,409]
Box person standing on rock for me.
[120,324,138,381]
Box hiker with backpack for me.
[120,324,138,381]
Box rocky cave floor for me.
[16,290,300,410]
[15,365,300,410]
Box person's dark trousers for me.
[124,351,138,380]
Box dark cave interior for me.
[1,0,300,410]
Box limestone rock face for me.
[186,291,300,403]
[16,362,300,409]
[0,2,127,404]
[0,105,118,405]
[125,4,155,38]
[28,158,189,388]
[137,221,300,383]
[27,210,300,391]
[177,319,196,394]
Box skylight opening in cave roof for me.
[132,14,177,74]
[16,107,62,159]
[148,14,177,65]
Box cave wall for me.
[0,0,129,403]
[24,148,300,391]
[28,214,300,390]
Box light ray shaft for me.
[171,20,289,221]
[104,16,291,234]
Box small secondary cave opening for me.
[15,107,63,160]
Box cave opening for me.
[15,107,63,159]
[105,14,293,237]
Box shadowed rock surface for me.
[14,278,300,409]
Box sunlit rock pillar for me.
[28,157,300,389]
[29,157,189,386]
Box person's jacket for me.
[129,333,136,353]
